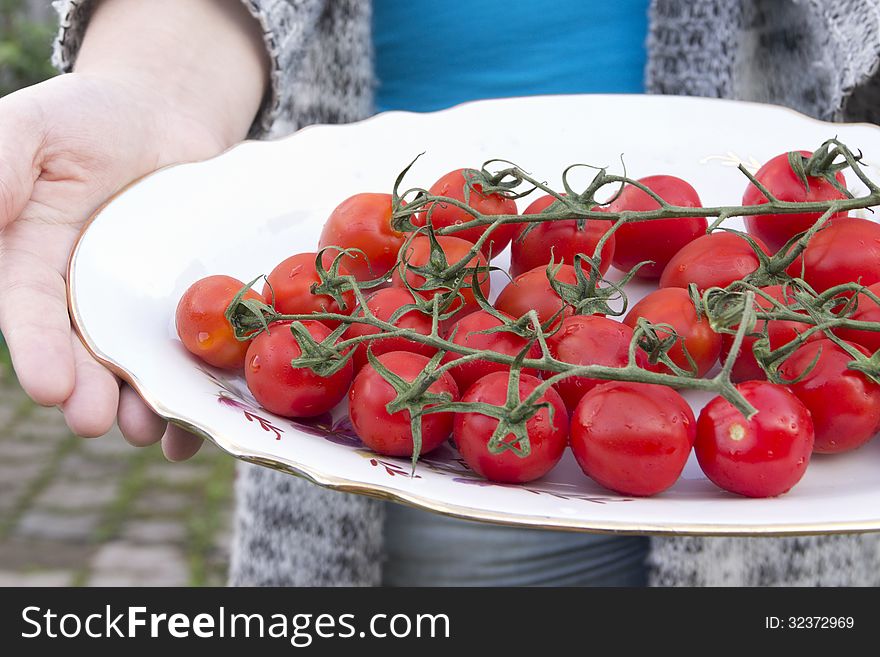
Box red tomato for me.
[345,287,436,371]
[607,175,707,279]
[778,339,880,454]
[546,315,646,413]
[391,235,490,329]
[837,281,880,353]
[623,287,720,376]
[743,151,848,254]
[442,310,542,392]
[509,194,615,278]
[453,372,568,483]
[176,275,264,370]
[719,285,819,382]
[659,232,769,292]
[570,381,695,496]
[494,264,579,327]
[263,252,355,328]
[414,168,518,258]
[349,351,459,457]
[695,381,813,498]
[318,192,406,281]
[245,320,353,418]
[786,217,880,296]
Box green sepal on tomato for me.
[453,372,568,483]
[623,287,721,377]
[743,150,848,254]
[441,309,542,393]
[349,351,460,458]
[546,315,647,413]
[509,194,615,278]
[263,251,355,328]
[778,338,880,454]
[413,168,519,258]
[244,320,353,418]
[391,234,490,332]
[175,274,264,370]
[719,284,819,383]
[344,286,436,372]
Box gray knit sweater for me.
[53,0,880,586]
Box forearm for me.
[75,0,270,149]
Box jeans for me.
[381,502,649,586]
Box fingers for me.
[0,248,76,405]
[120,388,203,461]
[118,384,167,446]
[60,337,120,437]
[162,424,203,462]
[0,92,41,231]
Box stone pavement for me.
[0,355,235,586]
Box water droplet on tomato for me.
[249,355,261,372]
[289,264,304,279]
[197,331,212,346]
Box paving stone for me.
[90,542,189,584]
[56,452,128,482]
[0,570,73,587]
[0,461,43,484]
[13,412,73,439]
[35,480,119,511]
[132,490,193,516]
[1,439,55,461]
[143,462,212,487]
[0,538,95,570]
[77,433,138,458]
[16,510,101,543]
[120,519,187,545]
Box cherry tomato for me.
[659,232,769,292]
[837,281,880,353]
[546,315,646,413]
[570,381,695,496]
[453,372,568,483]
[345,287,436,371]
[786,217,880,296]
[414,168,518,258]
[607,175,707,279]
[743,150,848,254]
[391,235,490,329]
[245,320,353,418]
[695,381,813,498]
[719,285,819,383]
[176,275,263,370]
[318,192,406,281]
[263,252,355,328]
[494,264,579,328]
[778,339,880,454]
[349,351,459,457]
[509,195,615,278]
[442,310,542,393]
[623,287,720,376]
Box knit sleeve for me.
[51,0,330,138]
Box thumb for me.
[0,92,43,231]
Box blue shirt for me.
[373,0,650,113]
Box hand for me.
[0,72,228,459]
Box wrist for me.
[73,0,269,150]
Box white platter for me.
[68,94,880,535]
